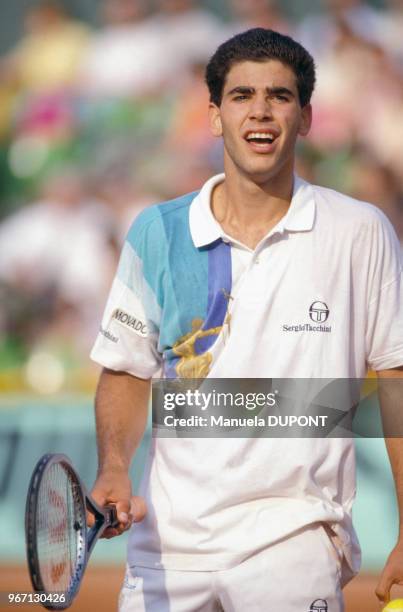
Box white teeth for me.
[246,132,275,141]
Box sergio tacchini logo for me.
[282,300,331,333]
[308,599,328,612]
[309,301,330,323]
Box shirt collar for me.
[189,173,225,248]
[189,173,316,248]
[280,175,316,233]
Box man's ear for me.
[208,103,223,137]
[298,103,312,137]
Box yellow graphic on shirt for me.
[173,317,229,378]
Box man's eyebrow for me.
[268,86,295,97]
[226,86,255,96]
[226,85,295,97]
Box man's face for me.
[209,60,312,184]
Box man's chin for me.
[239,164,281,184]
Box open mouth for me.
[243,130,280,153]
[246,132,274,144]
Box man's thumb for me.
[112,497,131,522]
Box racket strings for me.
[36,463,85,595]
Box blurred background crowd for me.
[0,0,402,394]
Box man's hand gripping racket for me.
[90,465,146,539]
[25,453,145,610]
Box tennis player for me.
[90,28,403,611]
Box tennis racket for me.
[25,453,118,610]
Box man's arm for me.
[91,367,150,538]
[375,366,403,604]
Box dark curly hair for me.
[205,28,316,108]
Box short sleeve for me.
[90,234,162,379]
[365,212,403,370]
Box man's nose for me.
[249,96,273,120]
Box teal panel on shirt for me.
[125,192,209,357]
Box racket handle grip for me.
[105,504,119,527]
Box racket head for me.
[25,454,88,610]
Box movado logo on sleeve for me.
[282,301,331,333]
[112,309,148,337]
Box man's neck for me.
[211,165,294,250]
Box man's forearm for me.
[378,368,403,531]
[95,368,151,474]
[385,438,403,536]
[374,368,403,603]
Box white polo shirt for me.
[91,173,403,573]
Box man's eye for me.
[233,95,248,101]
[275,95,289,102]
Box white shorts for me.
[119,523,352,612]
